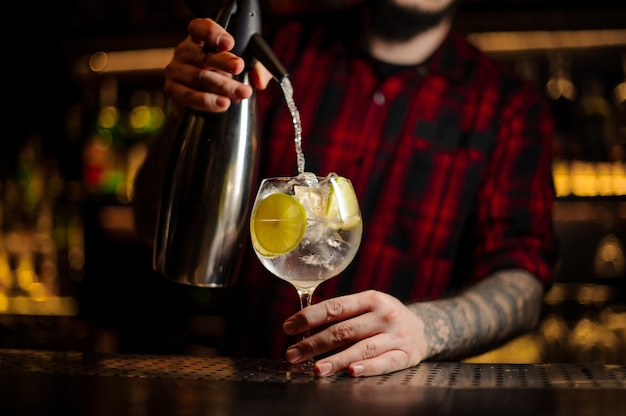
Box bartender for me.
[133,0,557,377]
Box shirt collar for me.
[353,29,471,84]
[424,30,474,84]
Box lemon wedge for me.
[327,176,361,229]
[250,192,307,257]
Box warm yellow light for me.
[0,293,8,312]
[544,284,566,305]
[130,105,152,132]
[89,48,174,73]
[0,256,12,288]
[546,77,577,101]
[570,161,597,197]
[149,107,166,132]
[98,105,120,129]
[595,162,613,196]
[552,160,571,197]
[75,30,626,76]
[601,308,626,330]
[16,264,36,290]
[28,282,48,301]
[577,285,594,305]
[69,246,85,272]
[540,315,569,342]
[612,162,626,195]
[469,29,626,53]
[462,334,544,364]
[89,51,108,72]
[0,295,80,316]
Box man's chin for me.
[363,0,457,42]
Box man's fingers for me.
[284,290,381,334]
[285,310,382,365]
[317,346,413,378]
[164,66,252,112]
[188,18,235,52]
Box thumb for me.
[250,62,274,90]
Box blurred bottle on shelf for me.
[546,51,579,160]
[125,89,165,202]
[546,51,578,198]
[577,76,617,162]
[550,50,626,198]
[81,75,165,204]
[0,132,81,317]
[82,75,123,198]
[613,53,626,160]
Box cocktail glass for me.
[249,172,363,375]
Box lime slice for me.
[327,176,361,229]
[250,192,307,257]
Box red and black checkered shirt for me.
[221,11,558,358]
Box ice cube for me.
[294,186,326,219]
[299,172,319,187]
[304,220,324,243]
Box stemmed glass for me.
[249,171,363,375]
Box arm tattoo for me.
[407,269,544,361]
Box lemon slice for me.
[250,192,307,257]
[327,176,361,229]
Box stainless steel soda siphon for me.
[154,0,289,287]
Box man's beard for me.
[363,0,458,42]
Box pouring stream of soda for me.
[279,78,306,176]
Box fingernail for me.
[316,362,333,377]
[215,96,230,109]
[235,85,253,100]
[216,35,226,50]
[285,347,302,363]
[283,320,296,334]
[228,57,243,73]
[350,364,365,377]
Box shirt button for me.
[416,65,428,76]
[373,92,385,105]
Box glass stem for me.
[297,289,314,340]
[297,289,313,309]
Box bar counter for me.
[1,349,624,416]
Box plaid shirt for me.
[221,10,558,358]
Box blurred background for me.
[1,0,625,364]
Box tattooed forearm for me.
[407,269,544,361]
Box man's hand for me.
[163,18,272,113]
[282,270,544,378]
[283,290,428,377]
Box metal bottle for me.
[153,0,288,287]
